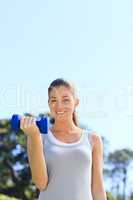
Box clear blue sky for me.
[0,0,133,152]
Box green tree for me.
[129,192,133,200]
[106,191,117,200]
[107,149,133,200]
[0,193,20,200]
[0,117,39,200]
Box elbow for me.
[92,188,107,200]
[32,178,49,191]
[92,184,107,200]
[36,181,49,191]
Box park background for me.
[0,0,133,199]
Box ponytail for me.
[73,110,78,126]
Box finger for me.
[20,116,26,129]
[29,117,35,126]
[24,116,30,128]
[31,117,36,125]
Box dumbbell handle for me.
[11,114,49,134]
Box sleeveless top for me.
[38,128,94,200]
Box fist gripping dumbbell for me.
[11,114,52,134]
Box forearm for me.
[27,134,48,190]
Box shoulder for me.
[91,132,102,145]
[88,130,103,150]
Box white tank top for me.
[38,128,94,200]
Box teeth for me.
[57,112,64,114]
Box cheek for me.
[66,103,75,112]
[49,101,75,111]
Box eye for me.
[64,99,70,102]
[51,99,56,102]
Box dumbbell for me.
[11,114,53,134]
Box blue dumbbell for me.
[11,114,52,134]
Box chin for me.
[55,116,68,122]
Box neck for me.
[51,118,77,133]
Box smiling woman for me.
[20,78,107,200]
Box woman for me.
[20,78,107,200]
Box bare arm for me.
[91,132,107,200]
[27,134,48,191]
[20,116,49,191]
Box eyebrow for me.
[50,95,69,99]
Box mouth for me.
[56,111,66,116]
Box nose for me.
[55,101,64,111]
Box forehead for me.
[49,86,73,98]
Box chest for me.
[44,142,92,171]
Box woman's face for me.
[48,86,79,121]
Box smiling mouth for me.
[57,112,65,114]
[56,111,67,116]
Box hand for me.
[20,116,40,137]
